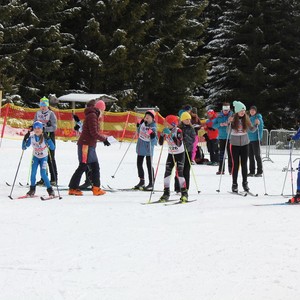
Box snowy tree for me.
[17,0,74,102]
[205,0,300,128]
[0,0,32,94]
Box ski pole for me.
[111,131,137,178]
[48,148,62,199]
[256,125,268,195]
[184,145,201,194]
[148,136,164,203]
[281,141,294,196]
[8,150,25,199]
[216,123,231,192]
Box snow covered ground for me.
[1,138,300,300]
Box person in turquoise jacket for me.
[134,110,158,190]
[248,106,264,177]
[213,102,233,174]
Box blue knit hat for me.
[233,101,246,113]
[33,121,43,129]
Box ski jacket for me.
[248,113,264,141]
[204,113,219,140]
[230,118,257,146]
[136,121,157,156]
[78,107,106,147]
[159,127,184,154]
[22,134,55,159]
[34,109,57,133]
[180,123,196,152]
[212,110,233,139]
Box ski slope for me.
[0,138,299,300]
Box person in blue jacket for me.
[248,106,264,177]
[22,121,56,197]
[213,102,233,174]
[134,110,157,190]
[289,130,300,203]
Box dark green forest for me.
[1,0,300,128]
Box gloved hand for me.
[148,129,156,139]
[137,119,144,129]
[104,139,111,146]
[163,128,171,135]
[74,124,80,131]
[43,132,50,140]
[23,131,30,141]
[73,114,80,122]
[46,120,51,127]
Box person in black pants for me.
[248,106,264,177]
[174,112,195,192]
[228,101,259,193]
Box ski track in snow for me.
[0,138,300,300]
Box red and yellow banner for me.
[0,104,166,141]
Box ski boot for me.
[133,179,145,190]
[232,183,238,193]
[255,173,262,177]
[180,189,188,203]
[92,186,106,196]
[242,181,250,192]
[36,179,44,186]
[68,189,83,196]
[247,173,255,177]
[47,187,55,197]
[159,188,170,202]
[26,186,36,197]
[288,191,300,204]
[143,183,153,191]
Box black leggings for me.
[230,144,249,185]
[137,155,154,184]
[164,152,185,189]
[175,151,191,190]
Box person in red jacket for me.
[68,100,110,196]
[203,109,219,165]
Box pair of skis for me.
[9,194,59,201]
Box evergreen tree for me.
[205,0,300,128]
[0,0,32,94]
[18,0,73,102]
[138,0,209,113]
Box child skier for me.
[22,121,56,197]
[134,110,157,190]
[174,111,196,192]
[159,115,188,202]
[228,101,259,193]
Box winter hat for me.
[191,107,198,114]
[165,115,179,127]
[207,109,215,115]
[40,96,49,107]
[95,100,106,111]
[233,101,246,113]
[145,110,155,119]
[180,111,191,122]
[33,121,43,130]
[178,109,186,117]
[250,105,257,112]
[184,105,192,111]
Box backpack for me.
[195,145,209,164]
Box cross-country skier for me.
[134,110,157,191]
[159,115,188,202]
[228,101,259,193]
[22,121,55,197]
